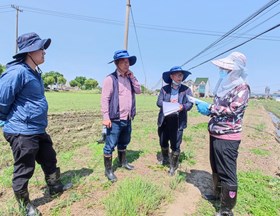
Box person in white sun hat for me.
[196,51,250,216]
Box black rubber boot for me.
[104,155,117,182]
[14,189,41,216]
[97,133,106,144]
[161,147,170,166]
[213,173,222,199]
[118,150,134,170]
[97,126,107,144]
[168,151,180,176]
[215,183,237,216]
[45,167,65,196]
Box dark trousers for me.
[209,135,240,186]
[103,120,132,155]
[158,114,183,152]
[4,132,57,192]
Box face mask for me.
[172,80,181,86]
[219,69,228,79]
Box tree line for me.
[0,64,98,90]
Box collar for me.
[171,83,181,89]
[117,69,126,77]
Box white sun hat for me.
[211,52,246,70]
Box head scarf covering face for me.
[212,52,247,97]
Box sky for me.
[0,0,280,94]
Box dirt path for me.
[162,125,212,216]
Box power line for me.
[187,23,280,71]
[0,10,13,13]
[180,0,279,67]
[196,10,280,61]
[0,5,10,8]
[130,7,147,90]
[19,5,123,25]
[8,5,279,42]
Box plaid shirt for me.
[208,83,250,136]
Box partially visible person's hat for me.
[108,49,137,66]
[211,51,246,70]
[162,66,191,84]
[13,32,51,59]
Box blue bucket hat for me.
[162,66,191,84]
[108,49,137,66]
[13,32,51,59]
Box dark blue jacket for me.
[157,84,193,129]
[0,63,48,135]
[108,71,136,120]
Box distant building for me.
[183,79,194,93]
[194,77,211,97]
[265,86,270,98]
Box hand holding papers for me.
[162,101,181,116]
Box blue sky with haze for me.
[1,0,279,93]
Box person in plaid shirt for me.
[196,52,250,216]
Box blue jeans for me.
[103,120,132,155]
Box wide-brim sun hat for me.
[13,32,51,59]
[162,66,191,84]
[211,51,246,70]
[108,49,137,66]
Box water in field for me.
[269,112,280,143]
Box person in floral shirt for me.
[196,51,250,216]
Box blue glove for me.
[0,120,6,127]
[196,102,211,116]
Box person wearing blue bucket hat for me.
[108,49,137,66]
[13,32,51,59]
[0,32,70,216]
[96,50,137,145]
[156,66,193,176]
[101,49,141,182]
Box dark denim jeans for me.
[103,120,132,155]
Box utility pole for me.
[11,5,23,54]
[124,0,131,50]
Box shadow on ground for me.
[185,169,220,210]
[33,168,93,207]
[112,150,143,170]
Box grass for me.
[250,148,271,156]
[194,171,280,216]
[259,99,280,118]
[237,171,280,216]
[103,176,168,216]
[255,123,266,132]
[50,192,83,216]
[46,91,101,113]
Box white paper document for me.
[162,101,180,116]
[187,95,206,104]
